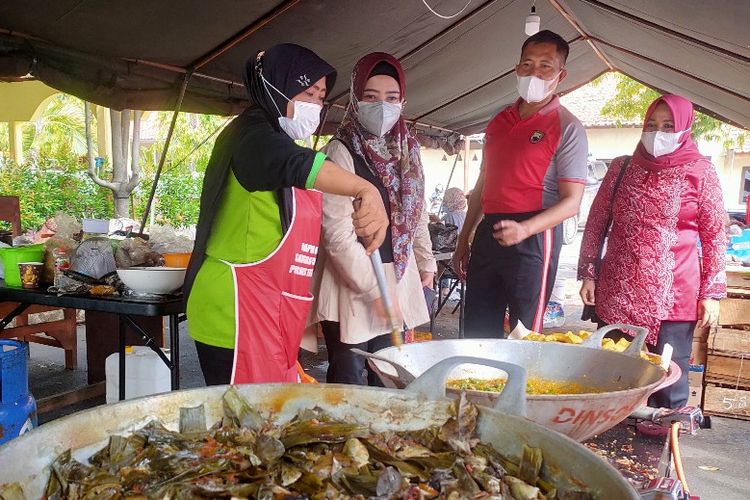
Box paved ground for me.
[16,232,750,498]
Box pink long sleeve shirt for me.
[578,155,727,344]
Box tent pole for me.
[139,72,192,234]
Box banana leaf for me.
[342,438,369,468]
[506,476,540,500]
[280,420,369,448]
[518,445,543,485]
[469,467,503,494]
[438,393,478,455]
[364,441,426,480]
[331,469,379,497]
[222,386,264,430]
[452,459,480,496]
[289,470,324,496]
[0,483,25,500]
[255,434,285,463]
[179,404,207,434]
[474,442,516,476]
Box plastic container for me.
[105,346,171,404]
[0,244,45,287]
[0,340,37,445]
[163,252,192,268]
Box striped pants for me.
[464,213,562,338]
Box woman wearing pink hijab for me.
[578,94,727,409]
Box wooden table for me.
[0,281,185,404]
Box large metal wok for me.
[0,357,638,499]
[365,324,676,442]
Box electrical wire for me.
[421,0,473,20]
[670,421,691,496]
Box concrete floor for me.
[16,231,750,499]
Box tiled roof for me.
[560,74,641,128]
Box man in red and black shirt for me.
[453,31,587,336]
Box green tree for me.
[596,73,748,148]
[141,113,229,177]
[23,94,91,161]
[0,155,112,230]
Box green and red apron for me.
[228,187,322,383]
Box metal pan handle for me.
[580,323,648,357]
[350,348,415,388]
[405,356,527,417]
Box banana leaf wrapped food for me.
[1,387,593,499]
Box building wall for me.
[420,148,482,213]
[715,150,750,209]
[586,127,745,209]
[585,127,641,161]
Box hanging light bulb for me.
[525,4,540,35]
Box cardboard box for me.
[703,384,750,420]
[708,327,750,354]
[726,266,750,289]
[706,353,750,388]
[688,364,704,387]
[719,298,750,327]
[687,385,703,407]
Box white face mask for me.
[516,73,560,103]
[278,100,322,141]
[357,101,402,137]
[261,74,322,140]
[640,130,686,157]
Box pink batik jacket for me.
[578,155,727,344]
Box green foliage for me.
[595,73,749,148]
[141,113,228,177]
[0,155,112,231]
[0,123,8,156]
[133,172,204,228]
[23,94,92,158]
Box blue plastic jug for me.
[0,340,37,445]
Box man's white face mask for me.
[516,72,560,103]
[640,130,686,157]
[356,100,402,137]
[262,74,322,140]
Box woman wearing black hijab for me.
[185,44,387,386]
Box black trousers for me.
[602,320,696,409]
[464,213,563,338]
[194,340,234,386]
[321,321,391,386]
